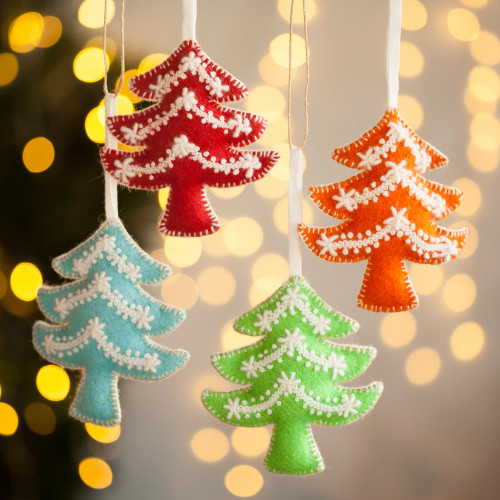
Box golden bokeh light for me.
[0,383,2,399]
[270,144,306,182]
[270,33,307,69]
[24,403,56,435]
[470,31,500,66]
[116,69,140,103]
[452,178,481,215]
[85,36,116,60]
[402,0,427,31]
[158,187,170,210]
[8,12,44,53]
[23,137,55,173]
[224,217,263,257]
[273,198,313,234]
[259,54,296,87]
[97,95,134,123]
[460,0,488,7]
[0,53,19,87]
[0,270,7,301]
[225,465,264,497]
[464,87,497,115]
[85,107,105,143]
[79,458,113,489]
[405,348,441,385]
[380,312,417,348]
[202,220,230,257]
[164,237,202,268]
[277,0,317,23]
[399,42,424,78]
[161,273,198,310]
[0,403,18,436]
[194,374,232,403]
[231,428,270,458]
[467,141,499,172]
[443,274,476,312]
[451,221,478,259]
[251,253,288,283]
[409,263,444,295]
[468,66,500,102]
[210,185,245,199]
[470,113,500,150]
[78,0,115,29]
[85,423,121,443]
[38,16,63,48]
[220,321,254,351]
[249,276,283,307]
[138,53,168,74]
[447,8,480,42]
[191,428,230,462]
[197,267,236,305]
[246,86,286,122]
[253,174,288,199]
[74,48,109,83]
[10,262,42,301]
[258,116,288,147]
[398,95,424,130]
[36,365,70,402]
[450,322,485,361]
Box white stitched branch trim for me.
[315,206,459,261]
[53,272,155,330]
[42,318,161,372]
[112,135,262,182]
[70,234,142,282]
[223,371,364,420]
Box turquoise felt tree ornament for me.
[33,219,189,426]
[202,276,383,475]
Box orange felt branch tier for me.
[299,108,468,313]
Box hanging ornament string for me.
[386,0,402,109]
[102,0,125,220]
[182,0,197,41]
[287,0,310,277]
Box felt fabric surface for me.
[299,108,469,312]
[33,218,189,426]
[101,40,279,237]
[202,276,383,475]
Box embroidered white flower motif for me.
[87,317,106,340]
[383,160,408,183]
[357,147,381,169]
[241,153,261,178]
[228,114,252,138]
[254,310,273,333]
[93,272,111,291]
[277,372,300,394]
[124,262,142,282]
[224,397,241,420]
[387,121,409,141]
[240,356,258,379]
[171,135,195,157]
[42,334,56,354]
[113,158,136,184]
[341,393,362,418]
[281,286,307,314]
[277,328,305,350]
[316,232,339,257]
[120,123,144,145]
[312,314,331,335]
[332,187,357,211]
[439,238,459,262]
[142,352,161,372]
[329,353,347,379]
[207,73,230,97]
[431,194,447,218]
[134,305,154,330]
[99,235,116,253]
[54,297,70,319]
[72,258,89,276]
[383,207,410,232]
[175,87,197,111]
[149,74,169,98]
[180,52,200,74]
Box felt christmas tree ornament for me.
[100,2,279,237]
[202,276,383,475]
[299,0,468,312]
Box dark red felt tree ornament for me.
[101,40,279,237]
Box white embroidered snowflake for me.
[124,262,142,282]
[241,153,261,178]
[93,272,112,291]
[329,353,347,380]
[120,123,144,145]
[72,258,89,276]
[341,393,362,418]
[387,121,409,141]
[113,158,136,184]
[228,114,252,138]
[281,286,308,315]
[312,314,331,335]
[277,372,300,395]
[175,87,197,111]
[240,356,258,378]
[87,317,106,340]
[277,328,305,350]
[384,160,409,183]
[357,147,381,169]
[383,206,410,232]
[332,187,356,210]
[42,334,56,354]
[439,238,459,262]
[180,52,200,74]
[207,73,230,98]
[254,310,273,333]
[134,305,154,330]
[142,352,161,372]
[54,297,70,319]
[224,397,241,419]
[316,232,339,257]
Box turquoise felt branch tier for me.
[33,218,189,426]
[202,275,383,475]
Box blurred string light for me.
[253,173,288,199]
[450,322,485,360]
[24,403,56,435]
[138,54,168,74]
[37,16,63,48]
[85,36,117,60]
[220,321,253,351]
[191,428,229,462]
[85,423,121,443]
[380,312,416,348]
[210,185,245,199]
[202,218,230,257]
[78,0,115,29]
[251,253,288,283]
[10,262,42,301]
[273,198,313,234]
[36,365,70,401]
[23,137,55,173]
[470,31,500,65]
[259,54,296,87]
[447,8,480,42]
[470,113,500,150]
[452,178,481,215]
[402,0,427,31]
[277,0,316,23]
[464,88,497,115]
[249,276,283,307]
[197,267,236,305]
[399,42,424,78]
[0,53,19,86]
[192,374,231,404]
[116,70,140,103]
[405,348,441,385]
[0,270,7,300]
[158,187,170,209]
[467,141,498,172]
[409,264,444,295]
[468,66,500,103]
[74,47,110,83]
[460,0,488,8]
[443,274,476,312]
[164,237,202,268]
[246,86,286,121]
[270,144,306,182]
[224,217,263,257]
[8,12,44,53]
[231,428,270,458]
[161,273,198,310]
[269,33,306,68]
[257,115,288,147]
[398,95,423,129]
[79,458,113,489]
[0,402,19,436]
[0,382,2,398]
[224,465,264,497]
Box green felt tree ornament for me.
[202,276,383,475]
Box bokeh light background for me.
[0,0,499,498]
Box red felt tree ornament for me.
[100,38,278,237]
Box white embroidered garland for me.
[42,318,161,372]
